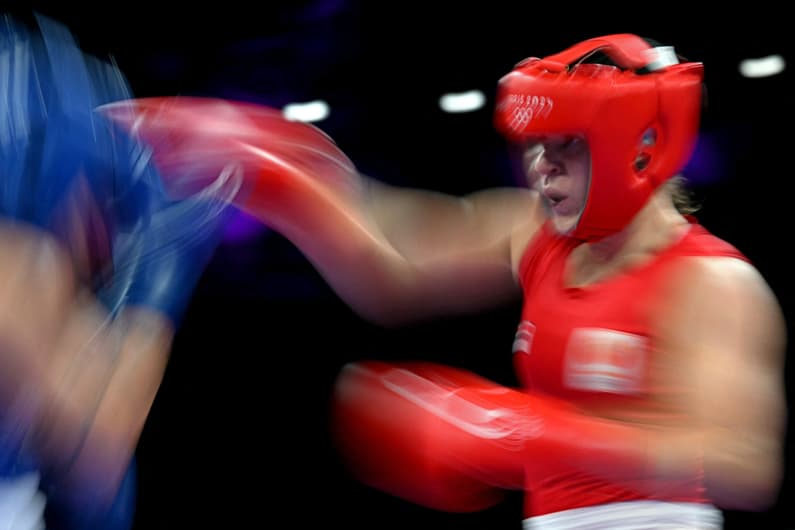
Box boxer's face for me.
[524,135,590,234]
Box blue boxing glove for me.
[96,149,239,326]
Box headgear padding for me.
[494,34,703,240]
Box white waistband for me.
[0,472,46,530]
[523,500,723,530]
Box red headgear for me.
[494,34,704,240]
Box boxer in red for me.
[104,34,787,529]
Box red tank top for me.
[514,218,747,516]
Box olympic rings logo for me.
[500,95,554,132]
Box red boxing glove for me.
[330,361,523,512]
[331,362,701,515]
[98,97,361,233]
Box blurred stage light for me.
[438,90,486,113]
[739,54,786,78]
[283,100,330,122]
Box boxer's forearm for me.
[266,178,530,326]
[35,305,173,506]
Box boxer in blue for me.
[0,12,235,529]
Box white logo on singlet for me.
[512,320,536,356]
[563,328,647,394]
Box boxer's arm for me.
[654,257,787,511]
[33,295,174,509]
[101,98,544,325]
[287,180,542,325]
[0,225,170,512]
[331,339,786,514]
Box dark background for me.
[11,1,794,528]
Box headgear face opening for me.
[494,34,704,241]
